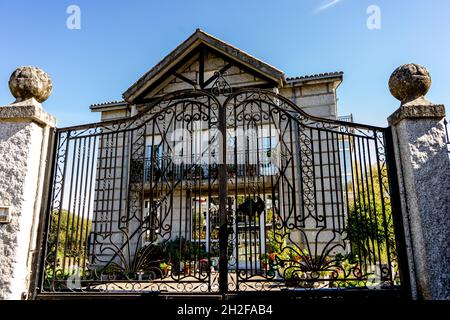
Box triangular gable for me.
[149,50,273,98]
[123,29,285,103]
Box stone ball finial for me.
[389,64,431,103]
[8,66,52,103]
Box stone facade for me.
[89,30,345,268]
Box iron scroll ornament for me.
[211,71,232,97]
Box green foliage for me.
[110,237,210,277]
[164,237,208,263]
[265,229,287,255]
[345,165,396,264]
[346,204,395,258]
[47,210,92,263]
[132,242,166,272]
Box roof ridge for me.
[90,99,126,107]
[286,71,343,81]
[197,29,284,75]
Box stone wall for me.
[279,80,338,119]
[0,102,56,300]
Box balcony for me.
[144,162,278,182]
[143,149,278,182]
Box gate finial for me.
[388,63,431,105]
[8,66,52,106]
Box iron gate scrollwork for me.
[37,89,407,297]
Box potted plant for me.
[182,261,191,276]
[260,252,276,271]
[163,237,210,276]
[159,261,170,277]
[260,253,269,270]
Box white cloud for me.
[315,0,343,13]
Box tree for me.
[47,210,92,264]
[345,164,396,264]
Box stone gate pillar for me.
[387,64,450,300]
[0,67,56,300]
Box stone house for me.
[89,29,345,270]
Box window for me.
[145,144,162,181]
[260,136,278,176]
[192,197,208,240]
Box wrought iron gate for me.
[36,89,408,298]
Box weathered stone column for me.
[0,67,56,300]
[388,64,450,300]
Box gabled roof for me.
[90,99,127,111]
[122,29,286,103]
[286,71,344,82]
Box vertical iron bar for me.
[83,135,97,270]
[317,129,326,228]
[259,101,267,276]
[337,132,348,230]
[207,97,212,292]
[310,128,318,223]
[218,97,228,294]
[233,98,239,291]
[326,131,335,231]
[75,137,87,270]
[296,122,305,224]
[331,132,341,232]
[365,135,383,273]
[350,134,364,266]
[62,137,78,277]
[360,136,376,267]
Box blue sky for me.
[0,0,449,127]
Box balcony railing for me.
[338,114,353,123]
[144,150,278,182]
